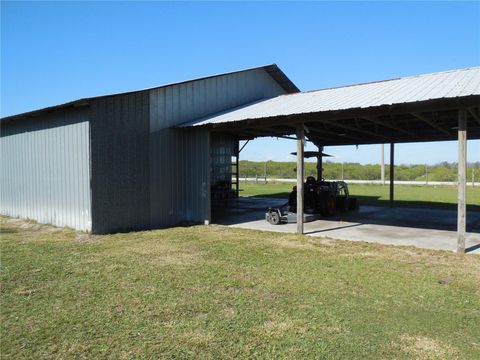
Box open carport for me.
[212,197,480,253]
[183,67,480,253]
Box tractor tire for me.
[348,198,359,211]
[321,194,336,216]
[336,197,349,212]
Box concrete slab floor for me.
[212,197,480,254]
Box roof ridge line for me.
[298,66,480,95]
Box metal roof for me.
[1,64,299,123]
[182,67,480,127]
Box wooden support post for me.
[389,143,394,207]
[296,124,305,234]
[457,109,467,253]
[317,145,323,181]
[381,144,385,185]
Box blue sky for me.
[2,1,479,165]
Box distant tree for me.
[239,160,473,182]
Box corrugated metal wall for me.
[89,92,150,234]
[149,128,210,227]
[0,67,287,233]
[0,108,92,231]
[149,68,286,226]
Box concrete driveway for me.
[212,197,480,254]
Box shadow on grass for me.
[246,192,480,212]
[0,227,19,234]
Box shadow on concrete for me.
[246,192,480,212]
[466,243,480,253]
[304,222,363,235]
[212,197,480,233]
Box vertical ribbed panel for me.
[0,108,91,231]
[149,68,285,132]
[149,128,210,227]
[89,92,150,234]
[149,68,286,227]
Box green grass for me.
[2,217,480,359]
[239,182,480,211]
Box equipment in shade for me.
[290,151,333,158]
[267,148,359,225]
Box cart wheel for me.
[268,211,281,225]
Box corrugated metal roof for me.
[182,67,480,127]
[1,64,299,122]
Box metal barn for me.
[1,64,479,253]
[0,65,298,233]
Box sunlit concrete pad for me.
[212,197,480,254]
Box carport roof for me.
[182,67,480,146]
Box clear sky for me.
[2,1,479,165]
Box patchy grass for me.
[240,182,480,210]
[1,217,479,359]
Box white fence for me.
[240,177,477,187]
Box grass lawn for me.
[1,217,480,359]
[239,182,480,211]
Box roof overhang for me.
[195,96,480,146]
[181,67,480,146]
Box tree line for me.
[239,161,480,182]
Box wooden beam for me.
[303,125,359,142]
[237,128,295,140]
[238,139,250,153]
[363,116,418,138]
[296,124,305,234]
[317,145,323,180]
[468,107,480,125]
[412,112,451,136]
[457,109,467,253]
[320,119,389,140]
[381,144,385,185]
[257,125,295,135]
[389,143,394,207]
[289,124,354,144]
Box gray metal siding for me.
[149,128,210,227]
[89,92,150,234]
[150,68,286,132]
[149,68,286,226]
[0,108,91,231]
